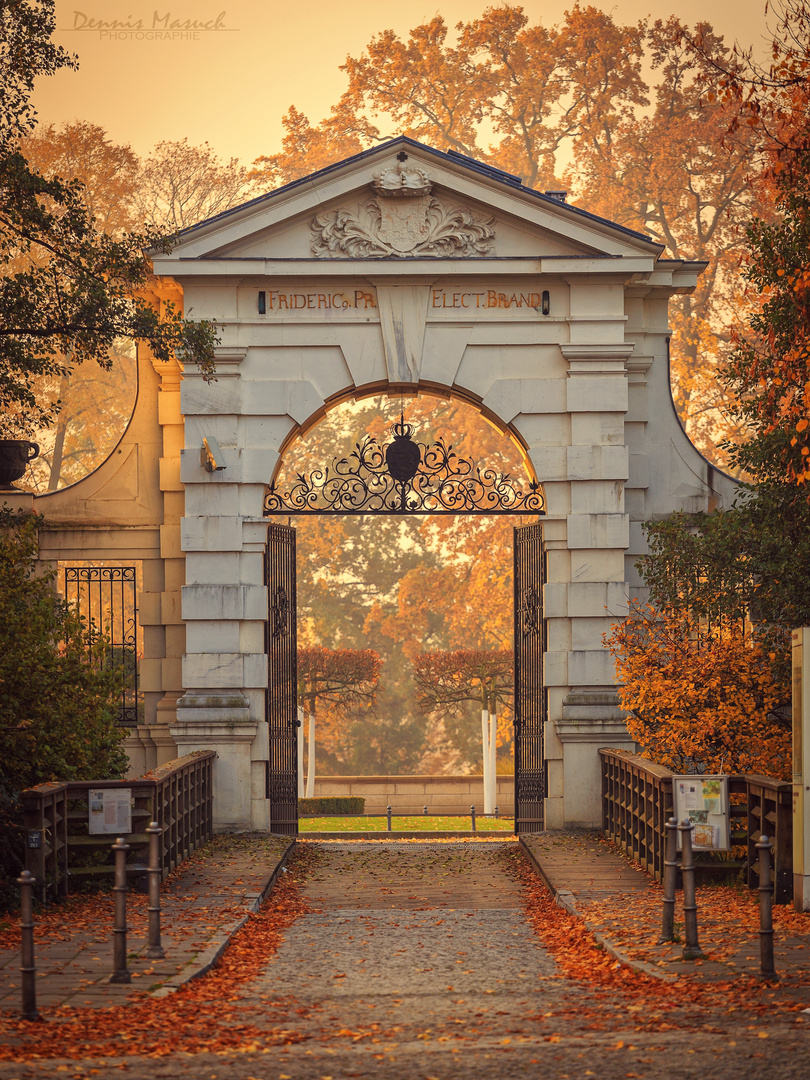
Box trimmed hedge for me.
[298,796,365,817]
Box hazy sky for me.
[33,0,772,166]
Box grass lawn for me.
[298,815,515,832]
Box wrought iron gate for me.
[265,524,299,835]
[514,522,545,832]
[64,566,139,726]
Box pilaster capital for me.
[561,343,635,375]
[555,690,632,742]
[174,691,254,734]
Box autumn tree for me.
[250,106,372,189]
[687,1,810,490]
[414,649,514,811]
[16,122,142,489]
[258,4,771,464]
[0,1,217,442]
[297,646,381,794]
[21,120,139,232]
[605,601,790,779]
[572,17,765,460]
[134,138,261,235]
[609,2,810,736]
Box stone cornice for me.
[560,343,635,362]
[183,347,247,380]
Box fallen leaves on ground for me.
[0,845,317,1061]
[511,847,810,1022]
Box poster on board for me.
[672,775,730,851]
[88,789,132,835]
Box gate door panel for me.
[265,524,298,835]
[514,522,545,833]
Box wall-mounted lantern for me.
[201,436,226,473]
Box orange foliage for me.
[258,8,774,466]
[297,645,380,760]
[605,602,791,778]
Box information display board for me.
[88,789,132,835]
[672,775,730,852]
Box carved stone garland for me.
[310,159,495,258]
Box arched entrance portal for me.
[262,400,546,836]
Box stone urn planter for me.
[0,439,39,489]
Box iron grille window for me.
[64,566,140,727]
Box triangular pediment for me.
[157,138,662,266]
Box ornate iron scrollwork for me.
[520,585,543,638]
[264,419,545,516]
[271,585,289,638]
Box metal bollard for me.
[494,805,499,819]
[110,837,132,983]
[660,816,679,943]
[145,822,165,960]
[471,805,476,832]
[17,871,38,1021]
[757,834,777,980]
[386,806,392,832]
[679,819,704,960]
[423,805,428,816]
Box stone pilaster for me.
[553,342,634,824]
[177,347,271,831]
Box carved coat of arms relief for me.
[310,159,495,258]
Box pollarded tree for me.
[414,649,514,812]
[297,646,381,795]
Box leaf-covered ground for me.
[1,840,809,1078]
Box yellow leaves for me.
[605,601,791,779]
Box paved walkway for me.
[2,828,810,1015]
[0,832,293,1009]
[522,831,810,988]
[2,836,810,1080]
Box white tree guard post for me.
[306,712,316,798]
[297,707,305,798]
[488,707,498,815]
[482,707,495,815]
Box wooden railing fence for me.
[21,752,215,903]
[600,748,793,904]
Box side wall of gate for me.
[15,297,188,780]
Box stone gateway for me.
[20,138,735,833]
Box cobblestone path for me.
[2,841,808,1079]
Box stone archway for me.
[150,136,738,832]
[261,396,547,835]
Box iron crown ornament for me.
[264,416,545,516]
[384,415,422,483]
